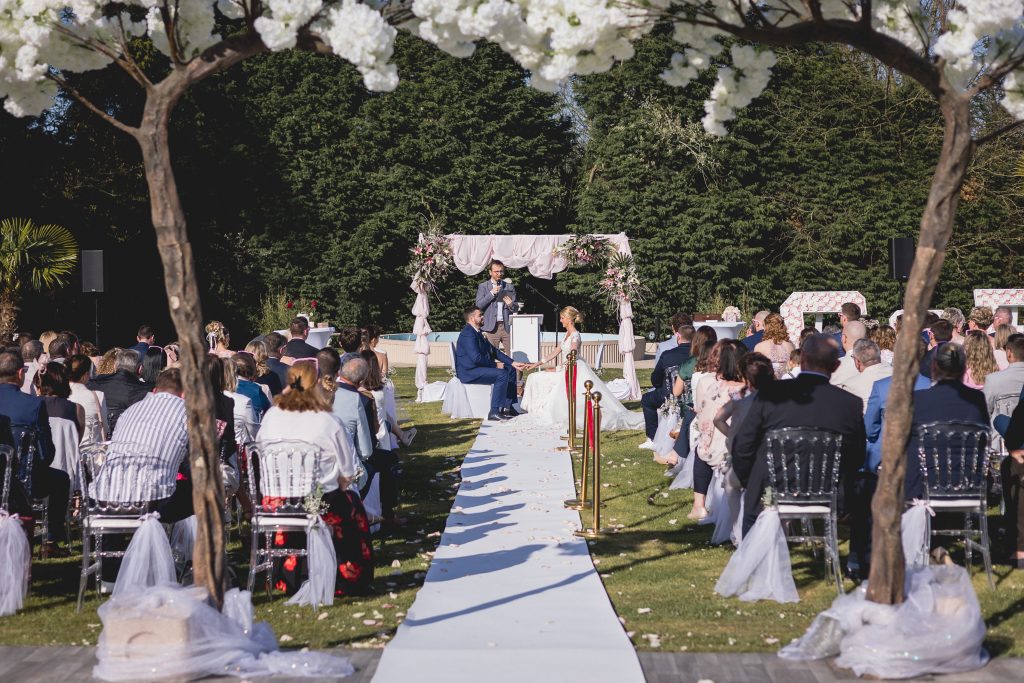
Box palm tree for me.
[0,218,78,340]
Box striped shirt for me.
[109,391,189,473]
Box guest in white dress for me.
[68,354,108,447]
[521,306,644,432]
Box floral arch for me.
[408,232,643,402]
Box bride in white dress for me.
[520,307,644,432]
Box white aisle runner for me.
[371,415,645,683]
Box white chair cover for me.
[779,566,988,679]
[715,508,799,603]
[652,407,680,457]
[441,378,490,419]
[711,469,743,546]
[669,417,700,489]
[285,517,337,609]
[901,501,934,570]
[362,475,383,521]
[420,381,448,403]
[170,515,197,568]
[700,468,724,526]
[49,416,81,487]
[113,514,177,597]
[93,584,354,681]
[0,512,30,616]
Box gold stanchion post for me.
[575,392,610,538]
[556,350,577,452]
[565,379,593,510]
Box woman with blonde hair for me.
[964,330,999,389]
[205,320,234,358]
[994,323,1016,370]
[753,313,794,378]
[256,362,373,596]
[871,325,897,365]
[245,339,283,396]
[96,347,121,375]
[521,305,644,431]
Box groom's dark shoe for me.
[487,412,510,422]
[501,406,522,417]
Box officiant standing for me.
[476,260,518,353]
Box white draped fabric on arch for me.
[410,233,642,402]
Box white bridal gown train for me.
[521,331,644,432]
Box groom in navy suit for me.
[455,306,528,420]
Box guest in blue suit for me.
[904,343,989,501]
[455,306,527,420]
[0,350,68,553]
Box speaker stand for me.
[93,294,101,348]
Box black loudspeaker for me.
[888,238,914,281]
[81,250,104,292]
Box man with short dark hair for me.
[454,305,528,420]
[283,316,318,359]
[833,302,862,356]
[654,312,694,363]
[87,348,151,432]
[640,323,692,449]
[0,350,68,554]
[922,319,954,381]
[337,327,362,365]
[732,335,866,536]
[128,324,155,358]
[904,343,988,501]
[476,260,518,354]
[263,331,289,387]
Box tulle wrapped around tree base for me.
[715,509,799,603]
[93,584,354,681]
[0,512,30,616]
[779,565,988,679]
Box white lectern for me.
[510,314,543,363]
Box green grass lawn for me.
[2,366,1022,657]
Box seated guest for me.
[640,322,693,449]
[967,306,994,335]
[839,339,892,412]
[655,312,694,363]
[921,319,954,380]
[47,339,70,365]
[283,317,318,360]
[740,311,769,351]
[753,313,794,378]
[223,357,259,443]
[994,323,1015,369]
[332,357,374,462]
[99,368,192,583]
[317,347,341,405]
[454,306,524,421]
[995,306,1014,331]
[337,327,363,365]
[834,302,862,357]
[870,324,897,366]
[864,338,931,474]
[360,349,404,524]
[732,334,866,536]
[68,354,109,447]
[0,351,68,555]
[830,320,866,386]
[80,341,102,370]
[127,325,155,358]
[263,331,290,386]
[95,347,120,376]
[904,343,989,501]
[257,362,373,595]
[963,330,999,390]
[360,326,390,377]
[942,307,966,344]
[87,348,151,433]
[35,360,86,439]
[782,349,801,379]
[140,346,167,384]
[232,353,271,419]
[20,339,44,395]
[997,398,1024,569]
[205,320,234,359]
[38,331,58,355]
[204,357,240,500]
[245,340,283,396]
[983,336,1024,417]
[360,349,412,451]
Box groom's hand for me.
[495,361,505,369]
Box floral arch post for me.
[409,232,643,402]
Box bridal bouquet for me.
[600,253,647,307]
[407,222,454,292]
[554,234,611,267]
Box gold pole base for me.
[574,527,612,539]
[560,435,570,441]
[564,498,593,510]
[555,445,574,452]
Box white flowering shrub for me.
[1,0,1023,132]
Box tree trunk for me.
[135,93,227,608]
[866,94,975,604]
[0,287,19,343]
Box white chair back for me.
[248,439,327,513]
[85,442,179,510]
[49,416,81,489]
